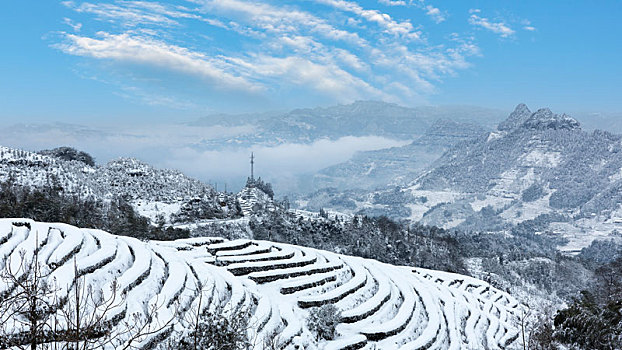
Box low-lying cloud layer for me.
[1,122,409,192]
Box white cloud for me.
[248,55,385,100]
[56,31,384,103]
[194,0,367,47]
[468,11,515,38]
[333,48,369,71]
[425,5,446,23]
[63,1,178,26]
[315,0,421,40]
[56,32,263,93]
[164,136,411,187]
[521,19,536,32]
[63,17,82,32]
[57,0,482,108]
[377,0,446,23]
[378,0,407,6]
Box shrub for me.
[307,304,341,341]
[166,303,253,350]
[522,184,546,202]
[39,147,95,166]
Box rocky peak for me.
[498,103,532,131]
[522,108,581,131]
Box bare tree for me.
[114,295,177,350]
[260,329,283,350]
[0,245,175,350]
[527,310,557,350]
[0,247,58,350]
[521,306,531,350]
[52,257,124,350]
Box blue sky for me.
[0,0,621,124]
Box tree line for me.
[0,179,190,241]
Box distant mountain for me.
[575,111,622,133]
[193,101,506,149]
[300,104,622,252]
[308,119,487,191]
[497,103,532,131]
[414,105,591,196]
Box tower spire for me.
[250,152,255,181]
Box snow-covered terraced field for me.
[0,219,521,349]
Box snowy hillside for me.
[406,105,622,250]
[0,146,238,223]
[303,105,622,252]
[0,219,521,349]
[0,146,215,202]
[308,119,487,191]
[237,186,277,217]
[0,145,96,197]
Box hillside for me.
[408,105,622,250]
[298,105,622,252]
[0,219,522,349]
[0,146,239,224]
[308,119,487,191]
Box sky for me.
[1,0,621,125]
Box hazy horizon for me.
[0,100,621,194]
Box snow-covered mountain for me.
[0,146,238,223]
[0,146,213,201]
[300,105,622,252]
[308,119,487,191]
[0,219,522,349]
[408,104,622,236]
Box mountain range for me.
[4,101,622,253]
[299,104,622,252]
[193,101,506,149]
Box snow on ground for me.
[440,218,466,229]
[173,217,253,240]
[609,167,622,183]
[0,219,522,350]
[405,202,431,222]
[551,218,622,254]
[405,189,462,222]
[520,149,561,168]
[174,217,249,229]
[499,194,553,224]
[470,194,514,213]
[291,209,354,222]
[487,131,503,142]
[488,169,524,201]
[132,199,182,224]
